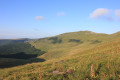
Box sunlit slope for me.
[30,31,117,60]
[1,37,120,80]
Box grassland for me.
[30,31,117,60]
[0,31,120,80]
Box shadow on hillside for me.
[0,52,46,68]
[48,37,62,44]
[0,57,45,68]
[0,42,46,68]
[0,52,39,59]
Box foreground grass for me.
[1,39,120,80]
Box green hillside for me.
[0,42,46,67]
[30,31,118,60]
[1,31,120,80]
[0,42,46,59]
[0,31,120,79]
[0,42,44,55]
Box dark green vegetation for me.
[0,58,45,68]
[0,42,46,68]
[0,52,38,59]
[69,39,83,43]
[1,31,120,80]
[0,42,45,56]
[48,37,62,44]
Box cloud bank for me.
[90,8,109,19]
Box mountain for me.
[0,38,29,46]
[1,31,120,80]
[29,31,118,60]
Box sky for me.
[0,0,120,39]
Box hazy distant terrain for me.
[0,38,29,46]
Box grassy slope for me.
[0,36,120,80]
[1,31,120,80]
[30,31,114,60]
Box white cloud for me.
[90,8,109,19]
[35,16,44,20]
[57,12,65,16]
[115,10,120,18]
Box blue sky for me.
[0,0,120,39]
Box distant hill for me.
[0,38,29,46]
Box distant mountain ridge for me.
[0,38,29,46]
